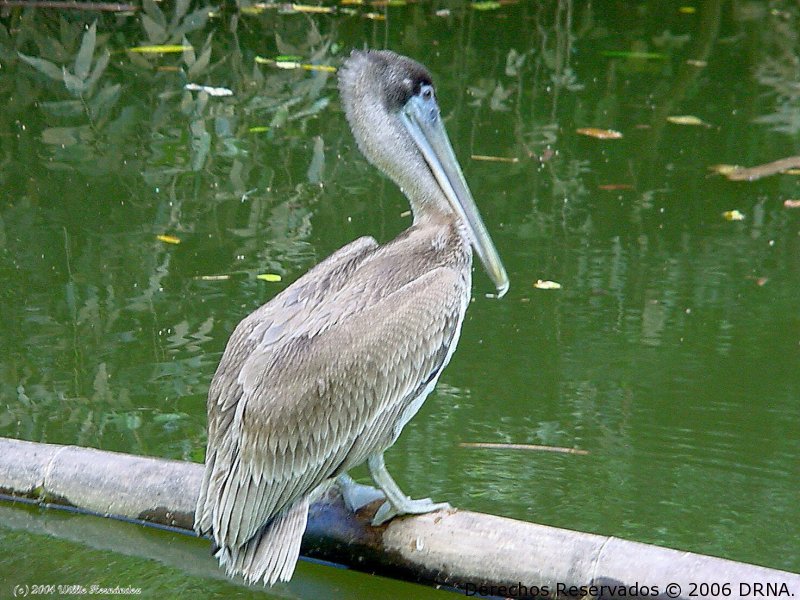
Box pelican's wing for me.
[195,236,378,535]
[201,264,466,552]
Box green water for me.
[1,1,798,597]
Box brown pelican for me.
[194,49,508,586]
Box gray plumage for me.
[195,49,507,586]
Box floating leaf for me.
[783,199,800,208]
[363,11,386,20]
[598,184,634,191]
[576,127,623,139]
[722,210,745,221]
[534,280,562,290]
[257,273,282,282]
[290,4,336,13]
[306,64,336,72]
[602,50,667,60]
[745,276,769,287]
[195,274,230,281]
[686,59,707,67]
[679,6,696,13]
[471,154,519,163]
[157,234,181,244]
[722,156,800,182]
[129,44,193,53]
[460,442,588,455]
[257,57,337,72]
[249,126,270,133]
[184,83,233,97]
[667,115,710,127]
[708,164,739,176]
[472,1,501,10]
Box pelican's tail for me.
[216,496,310,586]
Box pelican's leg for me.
[336,473,386,512]
[367,453,451,526]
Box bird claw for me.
[371,498,451,526]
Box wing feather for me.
[198,257,466,555]
[196,236,378,535]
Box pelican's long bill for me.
[400,92,509,298]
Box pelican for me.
[194,49,508,586]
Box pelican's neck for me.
[398,168,456,225]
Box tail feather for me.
[217,496,309,586]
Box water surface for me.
[1,1,798,597]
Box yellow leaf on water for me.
[301,63,337,73]
[576,127,623,139]
[291,4,335,13]
[667,115,709,127]
[195,274,231,281]
[722,210,745,221]
[257,57,336,73]
[157,234,181,244]
[471,154,519,163]
[679,6,696,14]
[130,45,192,54]
[257,273,282,282]
[708,164,739,176]
[472,1,501,10]
[249,126,270,133]
[534,279,562,290]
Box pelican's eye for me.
[421,85,434,102]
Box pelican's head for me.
[338,50,508,297]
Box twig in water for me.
[460,442,589,455]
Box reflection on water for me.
[1,1,798,593]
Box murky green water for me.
[1,1,798,597]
